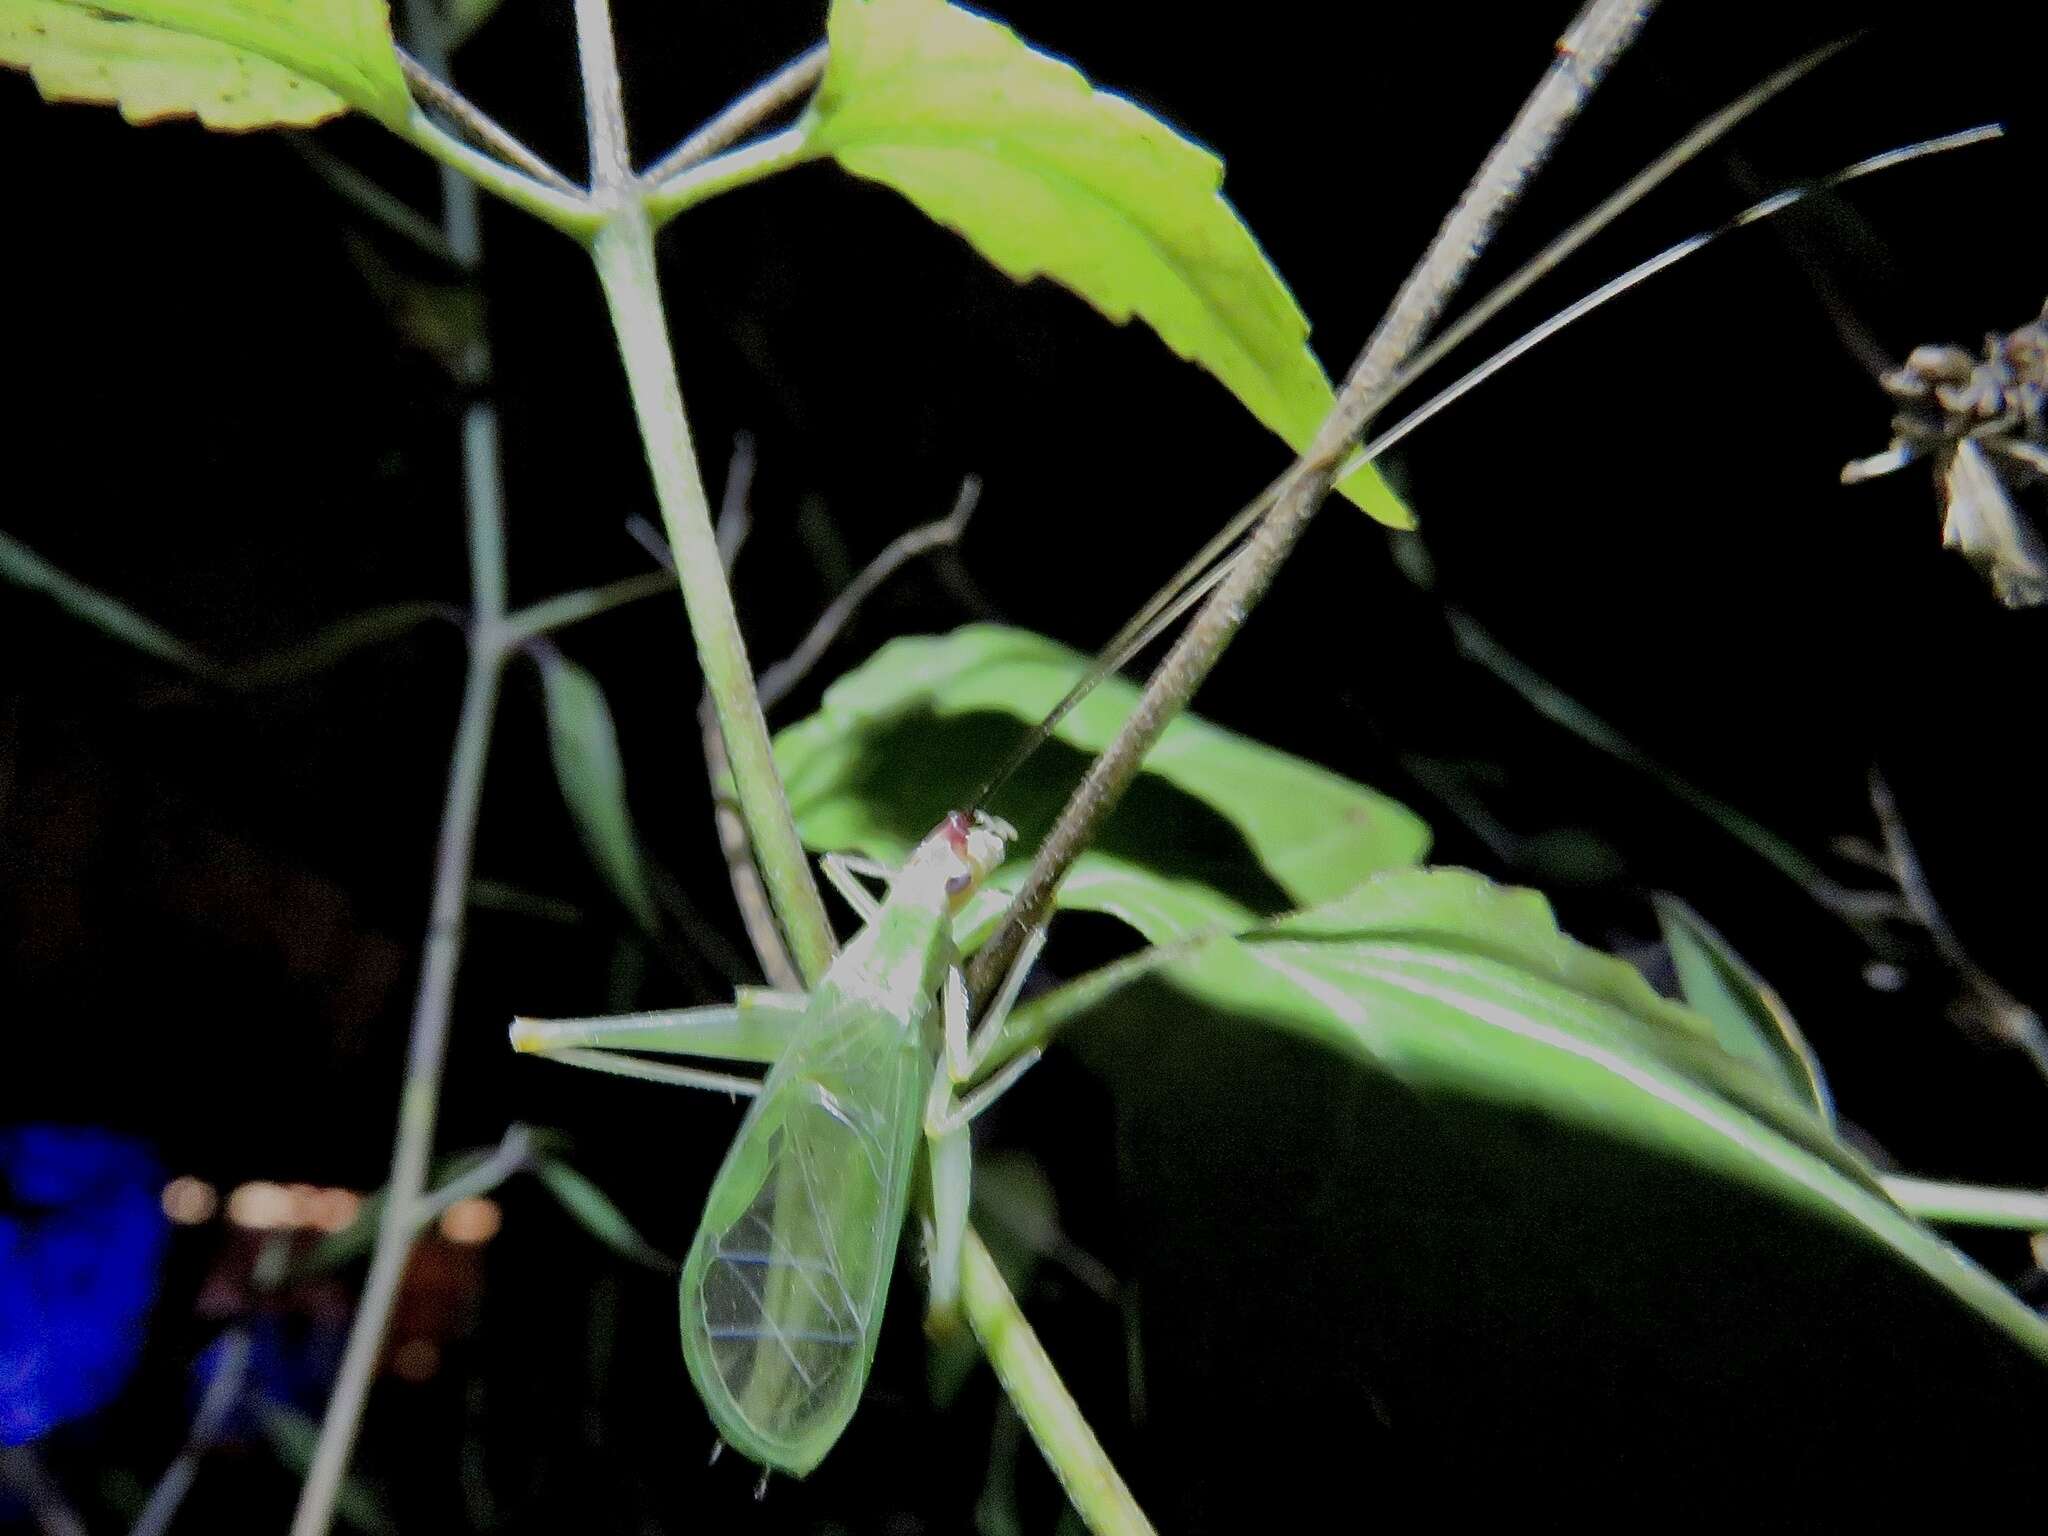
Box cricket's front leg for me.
[509,989,810,1095]
[921,929,1052,1329]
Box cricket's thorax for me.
[819,811,1013,1025]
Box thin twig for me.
[416,1123,536,1224]
[503,569,675,642]
[758,476,980,710]
[1882,1175,2048,1229]
[399,48,580,197]
[640,43,828,186]
[290,6,512,1532]
[1868,770,2048,1086]
[699,441,804,992]
[288,137,460,266]
[128,1327,252,1536]
[0,1446,90,1536]
[971,0,1661,998]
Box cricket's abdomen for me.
[678,989,931,1475]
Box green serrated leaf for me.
[536,652,659,934]
[1653,891,1834,1123]
[773,625,1429,922]
[535,1157,674,1271]
[0,0,409,130]
[800,0,1410,527]
[1023,865,2048,1368]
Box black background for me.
[6,1,2048,1528]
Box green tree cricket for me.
[512,810,1045,1476]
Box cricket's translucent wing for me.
[679,997,929,1476]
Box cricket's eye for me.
[945,870,974,898]
[937,810,973,856]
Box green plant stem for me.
[643,41,828,184]
[1883,1176,2048,1230]
[961,1230,1154,1536]
[397,47,580,195]
[644,125,814,226]
[403,108,601,236]
[291,647,502,1536]
[574,0,833,985]
[504,569,675,642]
[290,8,512,1532]
[586,211,835,983]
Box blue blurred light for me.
[1,1125,170,1445]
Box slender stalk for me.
[572,0,632,196]
[416,1123,536,1224]
[644,125,815,226]
[291,647,502,1536]
[961,1230,1154,1536]
[289,8,512,1532]
[503,569,674,642]
[575,0,834,985]
[402,109,601,236]
[757,476,980,710]
[587,216,836,982]
[971,0,1660,997]
[398,48,581,196]
[641,42,828,183]
[0,1446,89,1536]
[1883,1176,2048,1230]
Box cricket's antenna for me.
[967,58,2003,822]
[967,42,1859,815]
[1333,122,2007,482]
[968,540,1242,813]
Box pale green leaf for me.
[1653,892,1833,1123]
[536,652,658,934]
[1020,866,2048,1368]
[0,0,409,130]
[773,624,1429,920]
[534,1157,674,1272]
[801,0,1411,527]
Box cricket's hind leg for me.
[509,988,810,1095]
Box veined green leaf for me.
[534,1156,673,1272]
[1653,892,1833,1123]
[1021,866,2048,1369]
[537,652,658,934]
[774,625,1429,920]
[0,0,409,130]
[801,0,1411,527]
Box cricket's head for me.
[910,808,1016,911]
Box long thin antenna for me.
[1340,123,2005,476]
[974,114,2004,809]
[970,533,1244,809]
[1002,40,1852,776]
